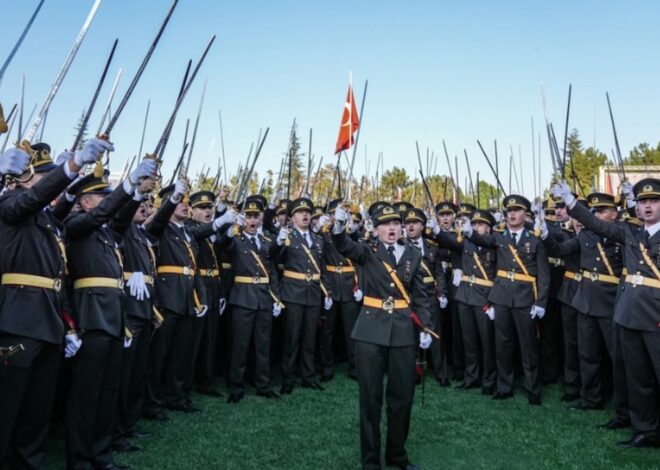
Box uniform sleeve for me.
[469,231,498,248]
[146,198,178,239]
[64,184,132,239]
[535,240,551,310]
[569,202,625,243]
[411,255,432,328]
[332,228,369,264]
[542,232,580,258]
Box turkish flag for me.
[334,84,360,154]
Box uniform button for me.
[390,283,395,288]
[596,257,600,261]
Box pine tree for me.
[72,108,88,150]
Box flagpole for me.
[347,78,368,202]
[347,71,352,200]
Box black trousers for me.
[428,303,448,381]
[577,314,613,407]
[539,297,562,383]
[0,334,60,469]
[66,330,123,470]
[145,311,194,414]
[229,306,273,393]
[196,298,220,391]
[319,299,359,377]
[612,323,630,422]
[183,314,206,400]
[281,302,320,386]
[494,305,540,396]
[449,298,464,379]
[560,303,580,396]
[113,317,152,445]
[355,341,416,470]
[458,303,496,389]
[621,326,660,439]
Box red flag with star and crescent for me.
[334,84,360,154]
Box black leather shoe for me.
[436,378,450,387]
[111,441,141,453]
[347,373,358,381]
[560,392,580,402]
[481,385,495,395]
[567,403,602,411]
[143,410,168,422]
[492,391,513,400]
[129,431,152,439]
[256,390,281,400]
[198,387,223,397]
[280,384,294,395]
[301,381,325,391]
[320,373,334,383]
[528,393,541,406]
[617,434,660,448]
[385,460,421,470]
[599,418,631,430]
[226,392,244,404]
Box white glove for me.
[530,305,546,319]
[324,297,333,311]
[64,333,82,358]
[452,269,463,287]
[195,305,208,318]
[484,305,495,321]
[0,148,30,176]
[55,150,74,166]
[127,271,150,301]
[461,218,473,238]
[235,213,245,227]
[219,298,227,316]
[353,288,364,302]
[128,158,158,185]
[276,227,290,246]
[622,180,633,200]
[273,303,282,317]
[171,179,187,203]
[438,295,448,309]
[74,138,114,166]
[537,217,549,240]
[269,188,283,206]
[257,225,263,236]
[419,332,432,350]
[213,209,236,230]
[551,181,575,207]
[334,205,349,224]
[493,212,502,223]
[319,214,330,227]
[123,336,133,349]
[427,217,440,235]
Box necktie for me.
[387,245,397,265]
[250,236,258,249]
[306,233,313,248]
[512,232,517,244]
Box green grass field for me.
[45,367,658,469]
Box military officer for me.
[222,196,282,402]
[463,195,551,405]
[554,178,660,448]
[270,197,332,394]
[332,203,432,470]
[64,158,157,470]
[0,141,106,469]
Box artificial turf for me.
[44,367,658,469]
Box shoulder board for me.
[427,239,438,247]
[262,235,272,242]
[627,217,644,227]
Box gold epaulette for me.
[427,239,438,247]
[262,235,272,242]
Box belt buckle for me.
[305,273,313,282]
[336,266,343,274]
[468,275,477,285]
[118,279,125,289]
[382,297,395,314]
[631,274,644,286]
[574,273,583,282]
[53,278,62,293]
[206,269,213,278]
[182,266,191,276]
[588,272,597,281]
[506,271,516,281]
[252,275,260,284]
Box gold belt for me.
[496,270,536,283]
[548,257,565,267]
[625,274,660,289]
[422,276,435,284]
[234,276,269,284]
[326,265,356,274]
[2,273,62,292]
[74,277,123,290]
[461,274,494,288]
[157,266,194,276]
[363,295,409,314]
[283,270,320,282]
[579,270,619,285]
[199,268,220,277]
[123,272,154,285]
[221,263,232,270]
[564,271,578,281]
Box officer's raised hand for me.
[73,138,114,169]
[0,148,30,176]
[551,181,575,206]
